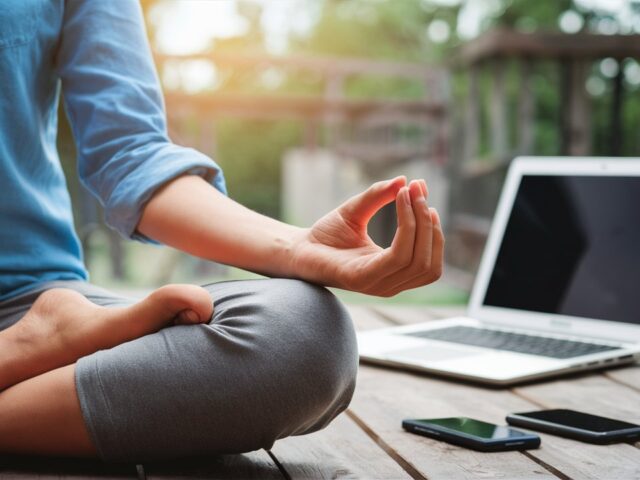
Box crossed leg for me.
[0,364,94,456]
[0,279,358,462]
[0,284,213,457]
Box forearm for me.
[137,175,306,278]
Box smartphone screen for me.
[412,417,527,439]
[404,417,541,451]
[515,409,639,433]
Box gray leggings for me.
[0,279,358,462]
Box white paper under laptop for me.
[358,157,640,385]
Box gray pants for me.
[0,279,358,462]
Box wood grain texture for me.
[346,305,395,331]
[0,456,137,479]
[606,365,640,392]
[142,451,282,480]
[351,365,555,480]
[513,374,640,480]
[348,307,556,480]
[5,304,637,480]
[371,305,466,326]
[270,413,410,479]
[378,305,640,480]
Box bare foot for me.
[0,285,213,390]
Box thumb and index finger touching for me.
[340,176,437,229]
[339,176,407,228]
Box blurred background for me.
[57,0,640,305]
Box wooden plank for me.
[164,93,445,122]
[610,61,625,156]
[376,306,640,479]
[349,307,558,480]
[462,64,480,164]
[0,456,137,479]
[489,59,508,160]
[269,413,410,480]
[605,365,640,392]
[517,58,535,155]
[457,29,640,65]
[566,60,591,156]
[351,366,557,480]
[346,305,391,331]
[514,375,640,479]
[372,305,466,325]
[515,374,640,426]
[155,52,443,81]
[143,451,282,480]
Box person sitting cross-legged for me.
[0,1,443,462]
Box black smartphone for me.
[402,417,541,452]
[506,409,640,444]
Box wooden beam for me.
[154,51,443,81]
[517,58,535,154]
[567,60,591,155]
[489,58,508,159]
[323,74,345,147]
[610,59,625,156]
[559,61,571,155]
[334,143,431,164]
[462,64,480,163]
[163,92,445,121]
[457,28,640,65]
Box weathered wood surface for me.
[3,304,639,479]
[457,29,640,64]
[0,456,138,479]
[270,413,410,479]
[372,305,640,480]
[142,451,282,480]
[350,306,555,480]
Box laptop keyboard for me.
[406,326,621,359]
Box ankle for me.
[0,326,37,390]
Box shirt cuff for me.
[104,145,226,243]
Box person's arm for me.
[55,0,443,296]
[139,175,444,297]
[55,1,225,241]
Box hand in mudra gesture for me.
[291,176,444,297]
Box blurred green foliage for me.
[146,0,639,214]
[216,119,303,218]
[56,0,640,293]
[60,0,640,218]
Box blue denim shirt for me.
[0,0,226,300]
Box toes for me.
[149,284,214,325]
[174,308,204,326]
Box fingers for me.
[380,186,416,270]
[409,180,433,271]
[339,177,443,296]
[377,206,445,296]
[367,179,444,296]
[339,176,406,228]
[430,208,445,280]
[419,179,428,198]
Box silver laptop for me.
[358,157,640,385]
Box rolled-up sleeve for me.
[55,0,225,241]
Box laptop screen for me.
[483,175,640,325]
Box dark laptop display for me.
[484,175,640,325]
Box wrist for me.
[280,226,309,278]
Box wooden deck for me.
[2,305,640,479]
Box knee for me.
[253,279,359,437]
[182,279,358,453]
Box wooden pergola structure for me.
[458,28,640,163]
[448,28,640,273]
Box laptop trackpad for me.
[386,344,481,363]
